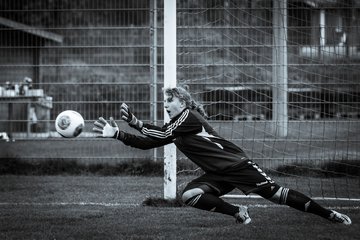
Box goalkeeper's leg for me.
[181,185,251,224]
[257,184,351,224]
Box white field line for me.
[0,201,359,210]
[0,202,139,207]
[223,194,360,202]
[243,205,360,210]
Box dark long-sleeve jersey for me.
[118,108,248,173]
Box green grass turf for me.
[0,176,359,240]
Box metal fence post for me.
[150,0,158,161]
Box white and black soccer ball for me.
[55,110,85,138]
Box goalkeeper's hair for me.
[164,86,208,118]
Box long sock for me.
[186,193,239,216]
[286,190,332,219]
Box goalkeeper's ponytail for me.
[164,86,208,118]
[189,99,208,118]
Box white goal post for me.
[272,0,288,137]
[163,0,177,199]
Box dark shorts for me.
[183,160,275,196]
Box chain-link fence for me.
[1,0,359,175]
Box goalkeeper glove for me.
[120,103,143,130]
[93,117,119,138]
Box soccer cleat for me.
[329,210,352,225]
[235,206,251,225]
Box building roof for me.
[300,0,360,8]
[256,0,359,9]
[0,16,63,43]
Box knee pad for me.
[181,188,204,204]
[181,184,216,203]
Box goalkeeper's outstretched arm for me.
[93,117,171,150]
[116,131,172,150]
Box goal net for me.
[173,0,360,200]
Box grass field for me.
[0,175,359,240]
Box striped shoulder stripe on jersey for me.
[141,109,190,139]
[142,109,189,138]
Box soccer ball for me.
[55,110,85,138]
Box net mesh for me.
[175,0,360,198]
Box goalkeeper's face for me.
[164,94,186,119]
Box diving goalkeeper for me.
[93,86,351,225]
